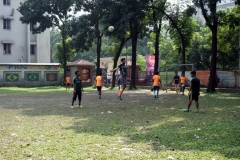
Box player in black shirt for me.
[172,71,180,94]
[111,58,127,100]
[184,71,200,113]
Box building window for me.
[3,19,11,29]
[3,0,10,5]
[31,45,36,54]
[3,43,11,54]
[30,23,36,31]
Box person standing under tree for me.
[65,74,71,90]
[152,72,162,98]
[172,71,180,94]
[111,58,127,100]
[71,71,83,108]
[180,74,190,95]
[184,71,200,113]
[96,72,103,99]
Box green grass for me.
[0,87,239,159]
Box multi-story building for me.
[0,0,50,63]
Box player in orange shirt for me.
[180,74,190,95]
[152,72,162,98]
[95,72,103,99]
[65,74,71,91]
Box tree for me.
[150,3,196,75]
[148,0,167,73]
[18,0,75,79]
[165,7,196,74]
[50,27,61,63]
[137,54,147,71]
[192,0,228,92]
[54,38,77,65]
[121,0,150,89]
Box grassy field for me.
[0,86,239,160]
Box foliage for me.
[54,38,77,65]
[50,27,61,63]
[18,0,74,34]
[18,0,76,79]
[137,54,147,71]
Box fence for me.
[139,70,239,88]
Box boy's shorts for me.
[189,94,199,102]
[73,91,82,101]
[120,75,127,86]
[97,86,102,91]
[181,84,185,88]
[153,86,160,91]
[66,83,70,86]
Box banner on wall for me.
[46,73,58,81]
[5,73,19,82]
[26,73,40,81]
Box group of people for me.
[67,58,200,112]
[172,71,190,95]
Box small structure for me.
[67,59,95,86]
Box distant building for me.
[100,56,132,73]
[0,0,50,63]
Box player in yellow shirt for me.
[95,73,103,99]
[152,72,162,98]
[180,74,190,95]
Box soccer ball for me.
[108,26,114,32]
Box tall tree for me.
[100,0,131,88]
[150,4,196,75]
[54,38,77,65]
[192,0,228,92]
[122,0,150,89]
[148,0,167,73]
[18,0,75,79]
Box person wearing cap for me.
[184,71,200,113]
[110,58,127,100]
[82,69,90,82]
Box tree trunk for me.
[62,32,67,81]
[111,38,128,88]
[129,24,137,89]
[154,24,161,73]
[207,25,217,92]
[153,10,162,73]
[96,33,103,76]
[181,40,186,75]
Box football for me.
[108,26,114,32]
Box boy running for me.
[172,71,180,94]
[180,74,190,95]
[152,72,162,98]
[184,71,200,113]
[71,71,83,108]
[96,73,103,99]
[111,58,127,100]
[65,74,71,90]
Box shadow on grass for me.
[1,89,240,159]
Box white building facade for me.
[0,0,50,63]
